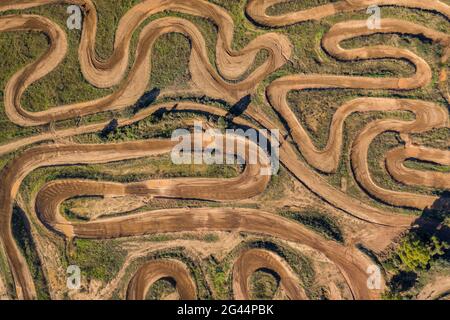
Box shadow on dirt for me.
[226,94,251,122]
[133,87,161,114]
[384,193,450,298]
[412,191,450,244]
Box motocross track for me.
[232,249,307,300]
[0,0,449,300]
[126,259,197,300]
[417,276,450,300]
[126,249,309,300]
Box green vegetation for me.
[0,241,16,298]
[250,269,280,300]
[16,5,113,113]
[210,0,263,50]
[287,87,441,207]
[382,211,450,300]
[394,234,448,273]
[0,32,45,144]
[261,0,449,214]
[204,239,318,299]
[404,159,450,173]
[146,278,177,300]
[203,234,220,243]
[69,239,126,283]
[260,167,292,201]
[244,240,318,298]
[281,210,344,243]
[20,154,239,205]
[411,128,450,149]
[92,0,143,59]
[11,206,50,299]
[368,132,440,197]
[115,248,211,299]
[266,0,335,16]
[207,261,230,299]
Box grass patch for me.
[0,241,16,298]
[260,167,292,201]
[250,269,280,300]
[280,210,344,243]
[266,0,335,16]
[69,239,126,283]
[151,33,191,89]
[404,160,450,173]
[11,206,50,299]
[205,239,318,299]
[146,277,177,300]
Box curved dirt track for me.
[126,259,197,300]
[0,0,292,126]
[266,17,450,210]
[232,249,307,300]
[0,101,255,156]
[417,277,450,300]
[35,205,376,300]
[0,134,270,299]
[385,146,450,189]
[126,249,310,300]
[246,0,450,27]
[0,0,449,300]
[351,101,448,209]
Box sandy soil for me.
[232,249,307,300]
[0,274,9,300]
[127,259,197,300]
[417,276,450,300]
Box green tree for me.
[395,234,449,272]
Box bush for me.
[395,234,449,272]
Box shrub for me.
[395,234,449,272]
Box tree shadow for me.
[412,191,450,245]
[385,193,450,297]
[390,271,418,292]
[132,87,161,114]
[101,118,119,138]
[226,94,251,122]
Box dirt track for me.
[232,249,307,300]
[0,0,292,126]
[417,276,450,300]
[246,0,450,27]
[0,134,270,299]
[385,146,450,189]
[126,259,197,300]
[37,205,377,300]
[0,0,449,300]
[266,18,450,209]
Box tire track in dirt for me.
[266,18,450,209]
[36,204,376,300]
[126,259,197,300]
[385,145,450,190]
[417,276,450,300]
[232,248,307,300]
[0,0,292,126]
